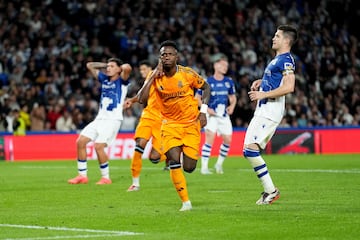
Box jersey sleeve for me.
[281,56,295,75]
[185,67,205,89]
[98,71,107,83]
[228,78,236,95]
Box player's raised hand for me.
[154,58,164,77]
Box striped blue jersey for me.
[95,71,129,120]
[254,52,295,122]
[198,76,236,117]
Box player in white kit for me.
[243,25,298,204]
[196,53,237,174]
[68,58,132,185]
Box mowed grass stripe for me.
[0,154,359,240]
[19,165,360,174]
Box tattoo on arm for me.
[200,81,211,105]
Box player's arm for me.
[227,94,237,115]
[194,91,202,107]
[198,81,211,127]
[195,90,218,116]
[124,96,138,109]
[137,62,162,104]
[248,73,295,102]
[199,81,210,105]
[86,62,107,79]
[137,73,155,104]
[120,63,132,80]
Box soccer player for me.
[138,40,210,211]
[243,25,298,204]
[195,53,237,174]
[124,60,167,192]
[68,58,132,185]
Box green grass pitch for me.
[0,154,359,240]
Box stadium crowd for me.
[0,0,359,135]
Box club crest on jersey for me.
[178,80,183,88]
[225,82,230,88]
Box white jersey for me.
[254,52,295,123]
[95,71,129,121]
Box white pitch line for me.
[19,166,360,174]
[208,190,232,193]
[0,224,143,240]
[238,169,360,174]
[2,234,130,240]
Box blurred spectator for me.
[46,103,63,130]
[4,109,17,133]
[0,0,359,132]
[12,109,26,136]
[19,104,31,131]
[72,110,87,130]
[30,103,46,131]
[56,109,76,132]
[120,108,138,131]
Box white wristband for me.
[200,104,208,113]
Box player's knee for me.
[183,165,195,173]
[94,143,106,151]
[149,158,160,164]
[182,155,197,173]
[149,150,161,164]
[76,136,90,147]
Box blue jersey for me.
[96,71,129,120]
[254,52,295,122]
[198,76,236,117]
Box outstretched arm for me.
[124,96,139,109]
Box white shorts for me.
[244,115,278,149]
[204,115,233,136]
[80,119,122,146]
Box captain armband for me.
[200,104,208,113]
[282,69,294,75]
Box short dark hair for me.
[159,40,179,51]
[278,25,298,46]
[139,60,151,67]
[107,57,123,66]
